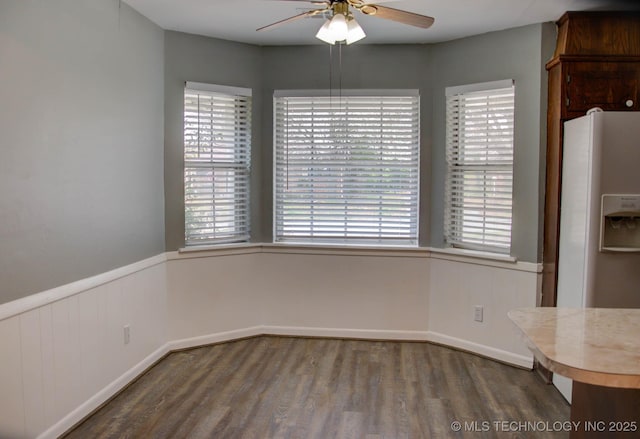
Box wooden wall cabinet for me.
[565,60,640,116]
[542,12,640,309]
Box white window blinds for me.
[184,83,251,245]
[444,80,515,253]
[274,91,420,245]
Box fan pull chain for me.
[329,44,333,103]
[339,42,342,103]
[339,43,346,142]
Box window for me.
[184,82,251,246]
[274,90,420,246]
[444,80,515,253]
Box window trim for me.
[444,79,515,254]
[186,81,252,98]
[272,89,421,246]
[183,82,252,247]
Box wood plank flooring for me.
[63,337,569,438]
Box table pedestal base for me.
[570,382,640,438]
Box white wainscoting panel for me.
[0,316,25,438]
[0,257,167,439]
[50,296,83,423]
[428,257,539,367]
[259,252,430,333]
[166,252,265,341]
[20,310,47,438]
[40,306,56,430]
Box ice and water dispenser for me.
[600,194,640,252]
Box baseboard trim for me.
[167,326,266,351]
[425,330,533,369]
[167,326,431,351]
[262,325,430,341]
[37,344,170,439]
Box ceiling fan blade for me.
[257,8,327,32]
[271,0,328,2]
[266,0,329,4]
[360,4,434,29]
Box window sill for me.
[176,242,516,262]
[170,242,539,272]
[174,242,427,259]
[171,242,261,260]
[176,242,513,262]
[427,247,517,263]
[263,242,428,258]
[178,242,258,253]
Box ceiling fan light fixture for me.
[316,13,366,45]
[346,17,366,45]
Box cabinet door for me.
[564,62,640,118]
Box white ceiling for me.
[124,0,640,45]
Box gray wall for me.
[163,31,263,249]
[0,1,165,304]
[163,23,556,263]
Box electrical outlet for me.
[124,325,130,345]
[474,306,484,322]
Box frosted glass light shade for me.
[315,19,336,44]
[346,18,366,45]
[328,13,348,41]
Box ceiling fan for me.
[257,0,434,45]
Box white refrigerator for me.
[554,111,640,402]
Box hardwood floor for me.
[63,337,569,438]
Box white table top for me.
[508,307,640,389]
